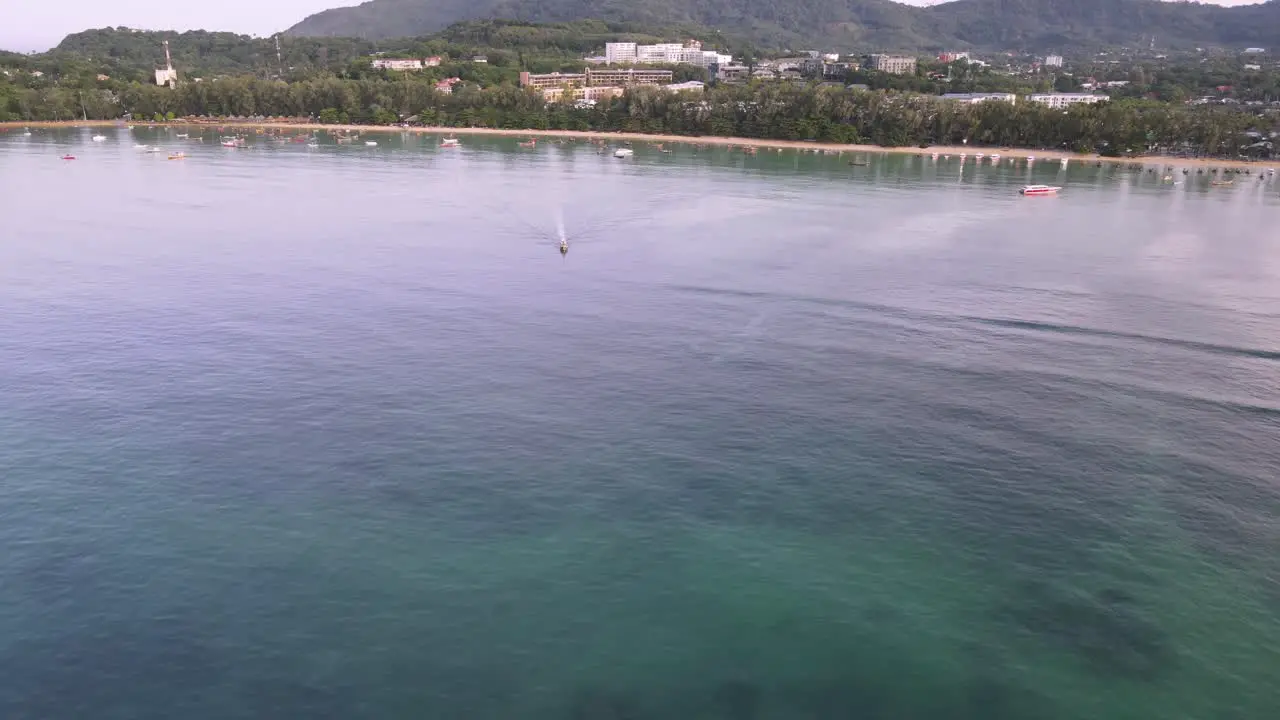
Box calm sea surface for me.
[2,127,1279,719]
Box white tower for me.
[155,40,177,87]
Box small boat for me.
[440,137,460,148]
[22,129,32,137]
[168,152,186,160]
[176,133,189,139]
[147,146,163,153]
[134,144,150,150]
[61,154,76,160]
[365,141,378,146]
[1210,180,1234,187]
[221,137,246,148]
[613,148,634,158]
[518,139,537,148]
[1020,184,1061,196]
[307,142,319,149]
[92,135,106,142]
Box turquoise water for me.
[2,127,1279,719]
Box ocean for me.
[2,127,1279,719]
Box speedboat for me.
[176,133,189,138]
[92,135,106,142]
[613,148,634,158]
[1020,184,1061,196]
[365,140,378,146]
[61,154,76,160]
[440,137,460,147]
[168,152,186,160]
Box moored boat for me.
[440,137,460,147]
[1019,184,1061,196]
[613,148,634,158]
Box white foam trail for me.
[554,205,567,244]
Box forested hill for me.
[50,28,377,78]
[285,0,1280,51]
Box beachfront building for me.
[540,86,626,103]
[940,92,1017,105]
[519,68,673,91]
[1027,92,1107,108]
[587,68,674,87]
[372,58,425,71]
[867,54,917,75]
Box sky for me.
[0,0,1267,53]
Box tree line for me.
[3,72,1273,159]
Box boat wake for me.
[969,318,1280,362]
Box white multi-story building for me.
[1028,92,1106,108]
[940,92,1017,104]
[1044,55,1065,67]
[607,41,728,67]
[636,43,685,63]
[867,54,917,75]
[605,42,637,64]
[372,58,425,71]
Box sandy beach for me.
[5,120,1278,170]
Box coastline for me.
[5,120,1278,170]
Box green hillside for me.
[285,0,1280,52]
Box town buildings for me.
[1044,55,1065,67]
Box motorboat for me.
[1020,184,1061,196]
[518,138,537,148]
[176,133,189,138]
[440,137,460,147]
[365,140,378,146]
[613,148,634,158]
[168,152,186,160]
[61,154,76,160]
[92,135,106,142]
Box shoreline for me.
[5,120,1278,170]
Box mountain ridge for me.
[284,0,1280,51]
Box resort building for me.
[434,78,461,94]
[1027,92,1107,108]
[867,54,917,75]
[940,92,1017,104]
[938,51,971,63]
[1044,55,1065,67]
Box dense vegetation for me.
[286,0,1280,52]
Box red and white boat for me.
[1019,184,1061,196]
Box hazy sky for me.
[0,0,1266,53]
